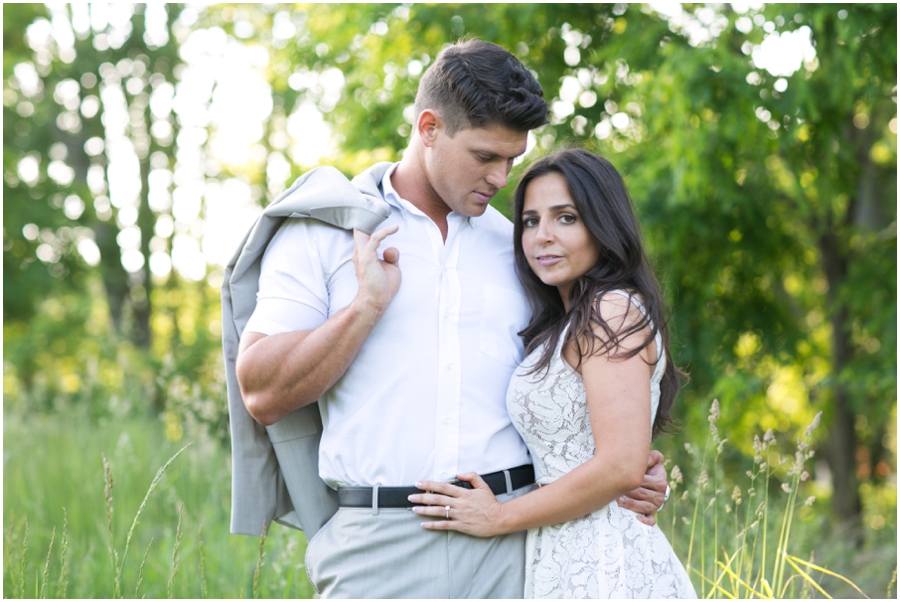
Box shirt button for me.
[446,363,453,371]
[441,471,449,478]
[443,417,451,424]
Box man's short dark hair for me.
[414,39,549,135]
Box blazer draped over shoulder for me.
[222,162,391,537]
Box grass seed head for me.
[671,465,683,485]
[709,398,720,423]
[732,485,742,505]
[804,412,822,439]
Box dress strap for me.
[554,321,573,359]
[599,290,666,384]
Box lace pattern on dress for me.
[507,290,696,598]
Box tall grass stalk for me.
[683,449,705,575]
[102,454,121,596]
[198,525,209,599]
[38,526,55,599]
[134,538,153,598]
[168,503,185,598]
[708,399,726,593]
[253,524,267,599]
[116,442,192,597]
[56,509,69,598]
[19,518,28,599]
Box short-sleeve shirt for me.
[245,164,532,488]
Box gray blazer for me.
[222,163,391,537]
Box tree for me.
[232,2,895,524]
[591,3,896,526]
[4,4,185,348]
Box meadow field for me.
[3,406,316,599]
[4,400,895,599]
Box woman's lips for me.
[535,255,562,266]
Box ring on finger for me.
[445,505,451,520]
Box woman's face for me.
[521,172,601,309]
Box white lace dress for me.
[506,292,696,599]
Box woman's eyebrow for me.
[522,204,577,214]
[551,204,577,211]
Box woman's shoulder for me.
[591,289,647,328]
[563,287,654,355]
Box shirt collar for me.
[379,163,476,229]
[379,163,405,211]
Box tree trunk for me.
[93,220,130,334]
[132,156,153,348]
[818,222,864,529]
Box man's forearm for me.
[236,297,385,426]
[616,450,668,525]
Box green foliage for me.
[3,0,895,536]
[188,6,896,523]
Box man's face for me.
[425,123,528,218]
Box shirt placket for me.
[431,218,464,481]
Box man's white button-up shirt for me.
[246,164,532,488]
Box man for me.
[235,39,667,598]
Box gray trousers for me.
[305,486,534,598]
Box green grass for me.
[3,408,316,598]
[4,403,895,598]
[659,402,897,599]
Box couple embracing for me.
[225,39,696,598]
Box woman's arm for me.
[410,295,656,537]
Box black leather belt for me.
[337,464,535,509]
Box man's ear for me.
[416,109,442,147]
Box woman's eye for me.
[523,218,538,228]
[559,214,577,224]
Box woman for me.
[410,149,696,598]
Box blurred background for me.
[3,3,896,598]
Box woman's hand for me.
[352,226,400,313]
[409,473,506,538]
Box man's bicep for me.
[239,330,267,353]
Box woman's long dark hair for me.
[512,148,686,438]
